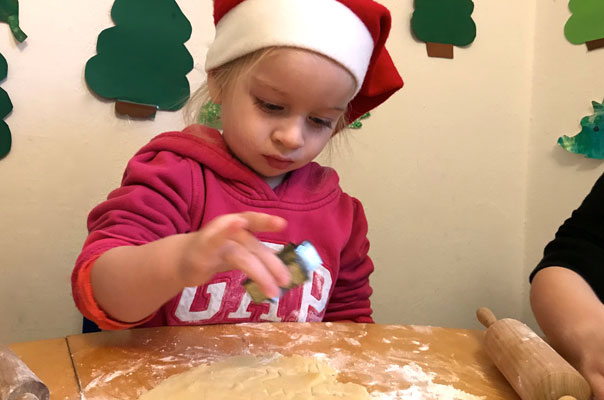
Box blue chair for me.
[82,317,101,333]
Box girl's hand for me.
[178,212,291,299]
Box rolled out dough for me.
[138,354,370,399]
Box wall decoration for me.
[196,105,374,132]
[558,99,604,159]
[0,53,12,160]
[564,0,604,51]
[85,0,194,119]
[348,112,371,129]
[198,101,222,130]
[411,0,476,59]
[0,0,26,42]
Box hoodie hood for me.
[139,124,342,205]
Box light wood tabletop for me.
[66,323,519,399]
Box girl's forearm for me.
[90,234,190,323]
[530,267,604,363]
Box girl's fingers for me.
[201,214,248,250]
[227,227,291,287]
[253,246,291,287]
[197,212,290,291]
[222,242,281,298]
[201,212,286,250]
[238,211,287,233]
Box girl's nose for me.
[272,120,304,149]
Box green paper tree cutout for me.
[558,99,604,159]
[564,0,604,51]
[0,53,13,160]
[0,0,26,42]
[411,0,476,59]
[85,0,194,119]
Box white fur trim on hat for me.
[205,0,374,95]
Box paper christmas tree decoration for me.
[0,0,26,42]
[0,53,12,160]
[565,0,604,51]
[85,0,193,119]
[411,0,476,59]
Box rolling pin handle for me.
[557,397,577,400]
[476,307,498,328]
[0,346,49,400]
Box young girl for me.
[72,0,403,330]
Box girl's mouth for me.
[264,155,294,170]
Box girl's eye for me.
[309,117,333,129]
[256,99,283,112]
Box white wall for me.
[325,0,535,329]
[0,0,577,344]
[0,0,213,342]
[523,1,604,326]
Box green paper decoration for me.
[348,112,371,129]
[558,99,604,159]
[411,0,476,58]
[85,0,194,117]
[564,0,604,50]
[0,53,12,160]
[198,101,222,130]
[0,0,26,42]
[197,104,373,132]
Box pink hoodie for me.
[72,124,374,329]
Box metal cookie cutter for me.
[243,241,323,303]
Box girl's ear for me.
[207,72,222,104]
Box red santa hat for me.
[205,0,404,122]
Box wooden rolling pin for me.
[476,307,591,400]
[0,346,49,400]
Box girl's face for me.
[210,48,356,189]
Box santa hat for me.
[205,0,403,122]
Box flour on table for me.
[137,354,370,399]
[375,362,485,400]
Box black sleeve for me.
[529,172,604,302]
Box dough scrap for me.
[138,354,369,399]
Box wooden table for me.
[65,323,519,399]
[8,338,80,400]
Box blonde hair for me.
[185,47,351,134]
